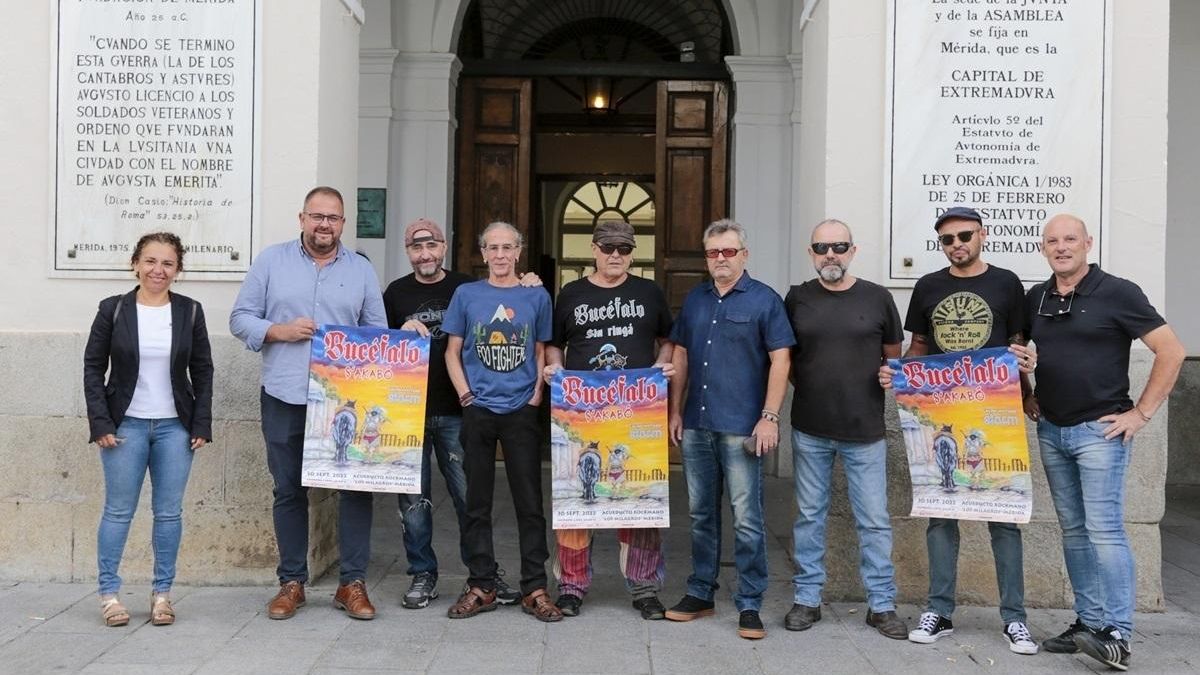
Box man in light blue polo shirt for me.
[230,186,386,621]
[664,218,794,640]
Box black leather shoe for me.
[632,596,666,620]
[784,603,821,631]
[865,609,908,640]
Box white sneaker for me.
[908,611,954,643]
[1005,621,1039,655]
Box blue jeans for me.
[791,430,896,612]
[97,417,194,595]
[398,415,469,577]
[681,429,767,612]
[926,518,1025,623]
[1038,418,1135,635]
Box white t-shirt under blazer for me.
[125,303,180,419]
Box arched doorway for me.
[451,0,734,310]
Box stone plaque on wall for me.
[51,0,260,279]
[885,1,1111,282]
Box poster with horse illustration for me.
[302,325,429,494]
[550,368,669,529]
[888,346,1032,523]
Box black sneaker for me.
[1004,621,1039,655]
[402,572,438,609]
[1042,619,1086,653]
[493,568,520,605]
[664,595,715,622]
[555,593,582,617]
[1074,625,1131,671]
[784,603,821,631]
[737,610,766,640]
[908,611,954,643]
[632,596,666,620]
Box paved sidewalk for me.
[2,471,1198,674]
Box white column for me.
[725,55,797,477]
[384,53,461,280]
[358,47,399,280]
[724,56,795,295]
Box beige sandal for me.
[100,596,129,627]
[151,593,175,626]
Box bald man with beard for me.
[782,219,907,639]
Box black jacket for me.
[83,288,214,442]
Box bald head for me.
[811,219,853,244]
[1042,213,1092,278]
[1043,213,1089,239]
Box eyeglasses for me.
[704,247,743,259]
[305,212,345,224]
[483,243,519,254]
[1037,288,1074,318]
[597,243,634,256]
[938,230,977,246]
[811,242,851,255]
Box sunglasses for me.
[938,230,977,246]
[811,242,851,255]
[1037,288,1074,318]
[704,247,743,259]
[597,243,634,256]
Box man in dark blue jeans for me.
[230,186,386,621]
[664,219,794,640]
[382,218,523,609]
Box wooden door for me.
[455,78,533,277]
[655,80,729,313]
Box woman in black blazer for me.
[83,232,213,627]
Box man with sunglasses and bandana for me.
[879,206,1039,654]
[1011,214,1184,670]
[541,220,675,620]
[665,219,794,640]
[782,219,907,639]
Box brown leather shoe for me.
[334,580,376,620]
[267,581,306,620]
[521,589,563,623]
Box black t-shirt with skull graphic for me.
[553,275,673,370]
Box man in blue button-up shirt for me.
[230,186,387,622]
[663,219,794,640]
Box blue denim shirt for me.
[229,238,386,405]
[670,272,795,436]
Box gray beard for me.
[818,263,846,283]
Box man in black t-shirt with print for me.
[382,218,533,610]
[880,206,1039,655]
[1012,214,1184,670]
[541,220,675,621]
[783,219,908,639]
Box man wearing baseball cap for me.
[541,220,675,620]
[879,206,1039,654]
